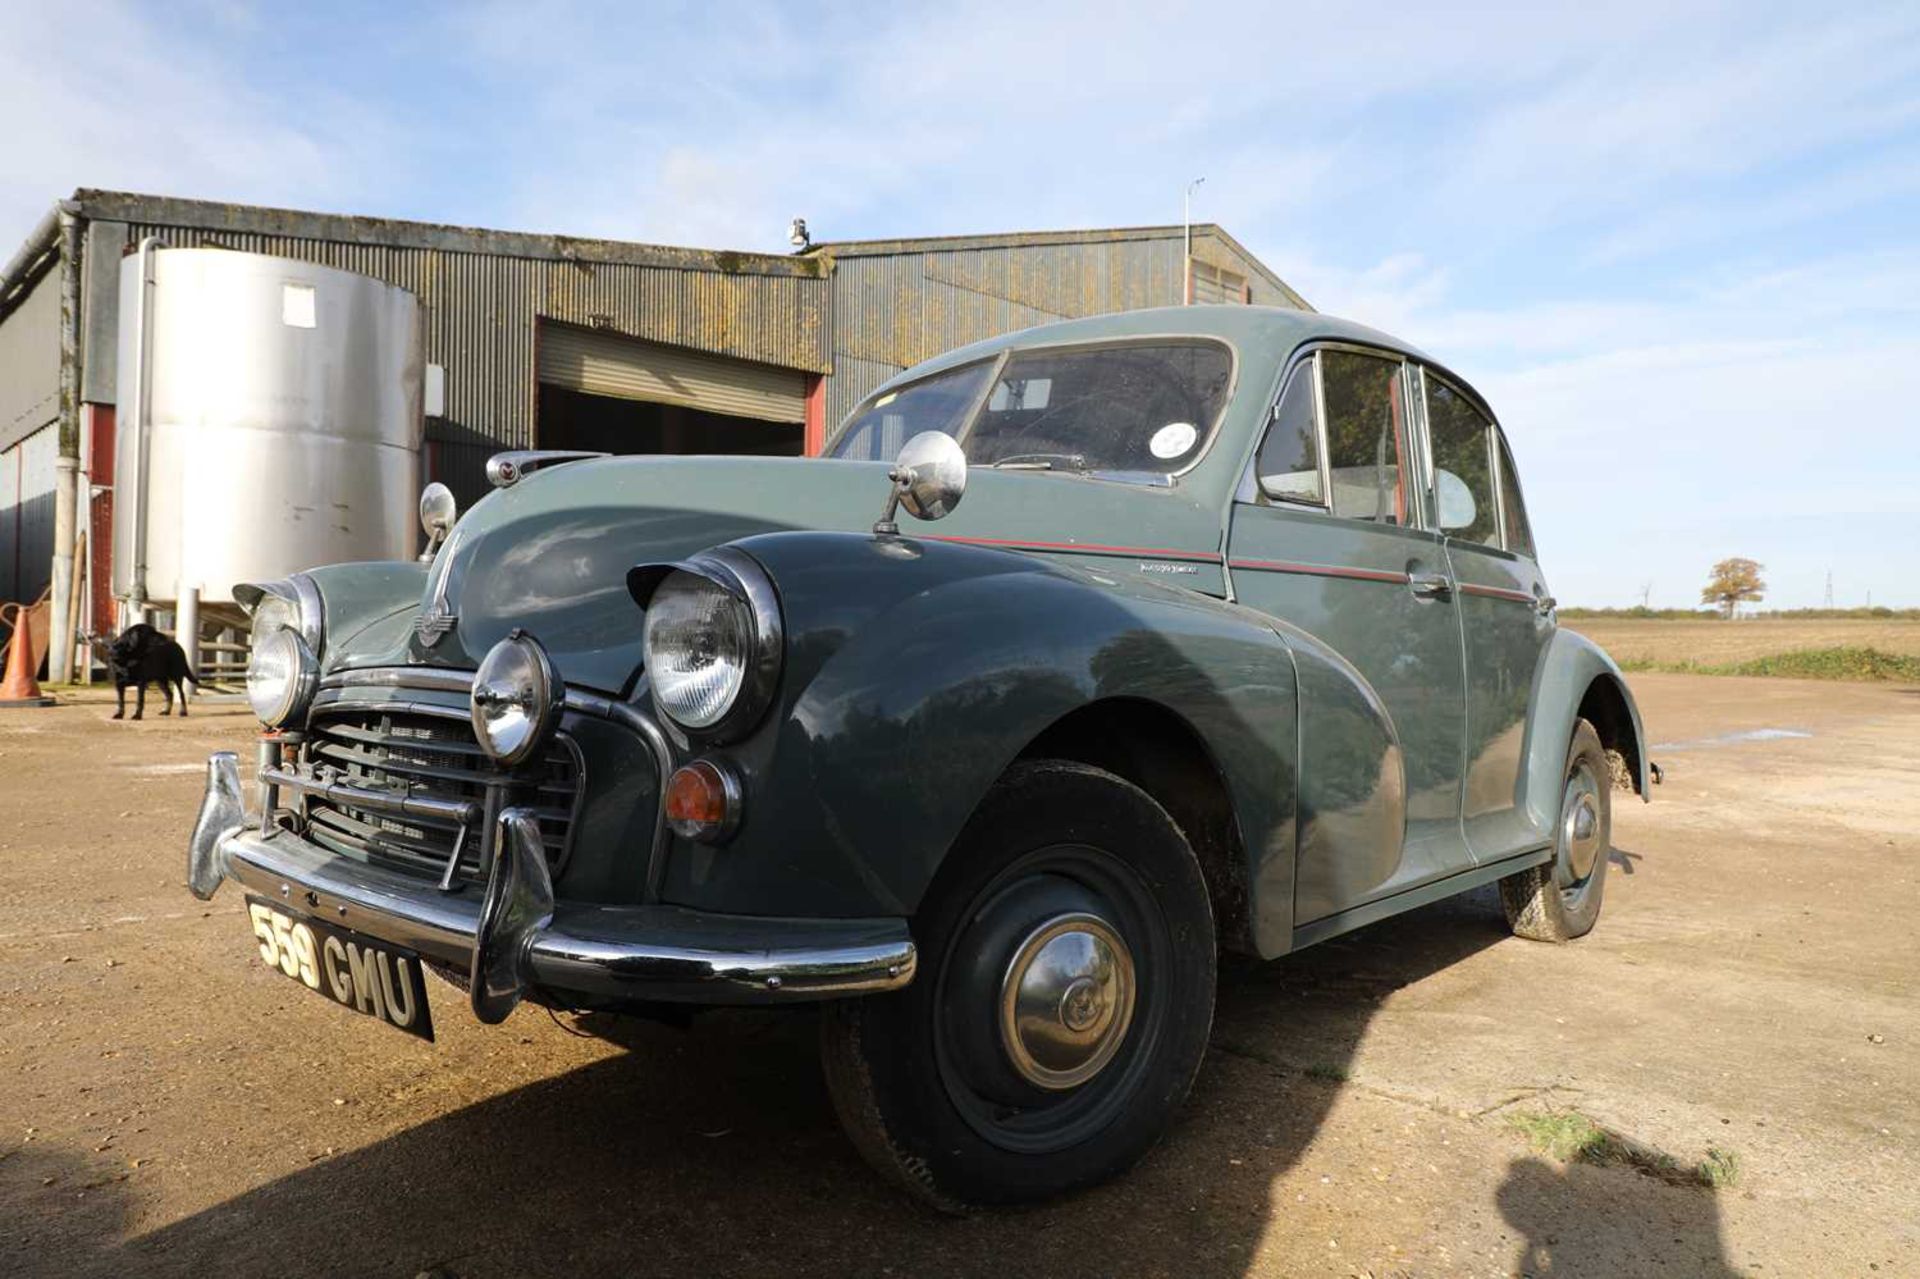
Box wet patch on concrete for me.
[1652,727,1813,751]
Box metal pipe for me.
[1183,178,1204,306]
[176,584,198,705]
[128,236,164,612]
[47,208,85,682]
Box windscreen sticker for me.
[1149,422,1198,459]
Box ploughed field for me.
[0,676,1915,1277]
[1569,616,1920,666]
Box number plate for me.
[243,896,435,1041]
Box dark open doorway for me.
[538,385,802,457]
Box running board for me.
[1289,844,1553,952]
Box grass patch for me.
[1698,1147,1742,1189]
[1561,607,1920,620]
[1507,1109,1737,1191]
[1619,646,1920,683]
[1508,1110,1614,1163]
[1302,1062,1350,1083]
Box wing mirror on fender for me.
[418,482,458,561]
[872,431,968,536]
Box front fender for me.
[1523,627,1650,830]
[301,561,431,671]
[235,561,428,671]
[657,532,1298,928]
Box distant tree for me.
[1701,557,1766,618]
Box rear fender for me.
[1523,628,1650,829]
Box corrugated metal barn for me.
[0,188,1304,678]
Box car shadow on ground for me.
[5,887,1737,1278]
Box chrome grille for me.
[300,710,579,884]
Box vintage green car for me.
[188,304,1648,1207]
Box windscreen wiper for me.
[991,452,1089,472]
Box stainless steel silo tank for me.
[112,247,424,614]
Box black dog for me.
[103,623,199,720]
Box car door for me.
[1417,367,1554,861]
[1227,345,1474,924]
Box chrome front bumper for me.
[187,752,916,1022]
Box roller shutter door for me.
[537,323,806,423]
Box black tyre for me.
[1500,718,1611,942]
[821,760,1216,1208]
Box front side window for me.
[1254,360,1322,505]
[1496,432,1535,557]
[1320,350,1406,524]
[1422,372,1498,546]
[828,341,1233,482]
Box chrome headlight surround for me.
[246,626,319,727]
[627,546,783,744]
[470,629,565,765]
[235,573,325,657]
[236,573,325,728]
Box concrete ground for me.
[0,674,1914,1278]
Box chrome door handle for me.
[1535,594,1557,615]
[1408,572,1453,599]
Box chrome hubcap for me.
[1558,764,1603,886]
[999,912,1136,1090]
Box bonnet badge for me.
[416,606,457,647]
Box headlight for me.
[251,593,296,641]
[236,574,325,656]
[632,548,782,740]
[471,630,562,764]
[246,627,318,727]
[644,573,751,730]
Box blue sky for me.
[5,0,1916,607]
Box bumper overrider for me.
[187,752,916,1023]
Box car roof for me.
[882,305,1440,388]
[848,305,1479,512]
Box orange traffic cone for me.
[0,604,56,707]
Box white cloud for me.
[0,0,399,244]
[3,0,1913,606]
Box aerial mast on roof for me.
[1183,178,1205,305]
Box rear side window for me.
[1423,373,1498,546]
[1255,361,1322,505]
[1497,432,1535,557]
[1320,350,1406,525]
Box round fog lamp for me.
[246,627,318,727]
[471,630,562,764]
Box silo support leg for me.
[177,586,199,706]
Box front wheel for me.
[821,760,1216,1208]
[1500,718,1612,941]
